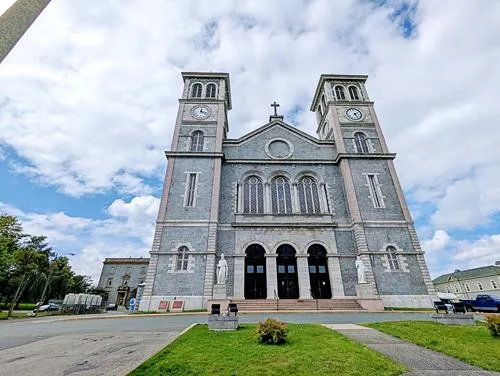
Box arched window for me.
[243,176,264,214]
[349,86,360,101]
[190,131,204,152]
[271,176,292,214]
[206,83,217,98]
[335,86,346,100]
[386,246,400,271]
[176,246,189,271]
[354,132,370,153]
[191,83,202,98]
[298,176,321,214]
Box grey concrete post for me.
[0,0,51,63]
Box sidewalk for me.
[324,324,499,376]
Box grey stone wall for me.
[163,157,214,221]
[372,254,427,295]
[339,257,357,296]
[223,124,336,161]
[349,159,405,221]
[152,253,206,296]
[177,124,218,152]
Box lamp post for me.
[33,252,75,317]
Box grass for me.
[129,324,406,376]
[0,311,63,320]
[365,321,500,372]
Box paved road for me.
[0,312,431,376]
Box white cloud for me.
[422,229,451,253]
[1,0,500,275]
[453,234,500,269]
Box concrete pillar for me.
[296,255,311,299]
[233,255,245,299]
[0,0,51,63]
[265,254,277,299]
[327,256,345,297]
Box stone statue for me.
[355,256,367,284]
[216,253,228,285]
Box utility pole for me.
[0,0,52,63]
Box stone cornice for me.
[334,153,396,163]
[231,222,338,228]
[164,151,224,159]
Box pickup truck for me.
[461,294,500,312]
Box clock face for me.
[346,108,363,121]
[192,105,211,119]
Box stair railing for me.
[274,289,279,311]
[310,289,319,311]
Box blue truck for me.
[461,294,500,312]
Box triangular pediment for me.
[223,120,336,161]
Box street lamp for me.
[33,252,75,317]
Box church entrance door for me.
[276,244,299,299]
[308,245,332,299]
[244,244,267,299]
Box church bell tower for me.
[139,72,231,311]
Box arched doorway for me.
[276,244,299,299]
[308,244,332,299]
[245,244,267,299]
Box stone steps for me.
[229,299,364,311]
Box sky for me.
[1,0,499,284]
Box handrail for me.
[274,289,279,311]
[310,289,319,311]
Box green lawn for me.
[365,321,500,372]
[129,324,406,376]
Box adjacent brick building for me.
[139,72,436,311]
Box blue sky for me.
[1,0,499,282]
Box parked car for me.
[33,303,60,313]
[461,294,500,312]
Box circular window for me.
[265,139,294,159]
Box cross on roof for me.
[270,101,280,116]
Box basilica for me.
[138,72,436,311]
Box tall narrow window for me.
[191,83,202,98]
[354,132,370,153]
[349,86,360,100]
[206,83,216,98]
[190,131,204,152]
[271,176,292,214]
[321,95,327,114]
[465,283,471,292]
[335,86,346,100]
[387,246,400,270]
[243,176,264,214]
[367,174,384,208]
[176,246,189,271]
[298,176,321,214]
[491,280,498,289]
[477,282,483,291]
[185,173,197,207]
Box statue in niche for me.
[355,255,367,284]
[217,253,228,285]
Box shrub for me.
[485,314,500,337]
[256,318,288,345]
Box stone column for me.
[292,183,300,213]
[233,255,245,299]
[296,255,311,299]
[265,254,277,299]
[0,0,52,63]
[264,182,271,214]
[327,256,345,298]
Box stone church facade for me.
[139,72,436,311]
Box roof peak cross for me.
[270,101,280,116]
